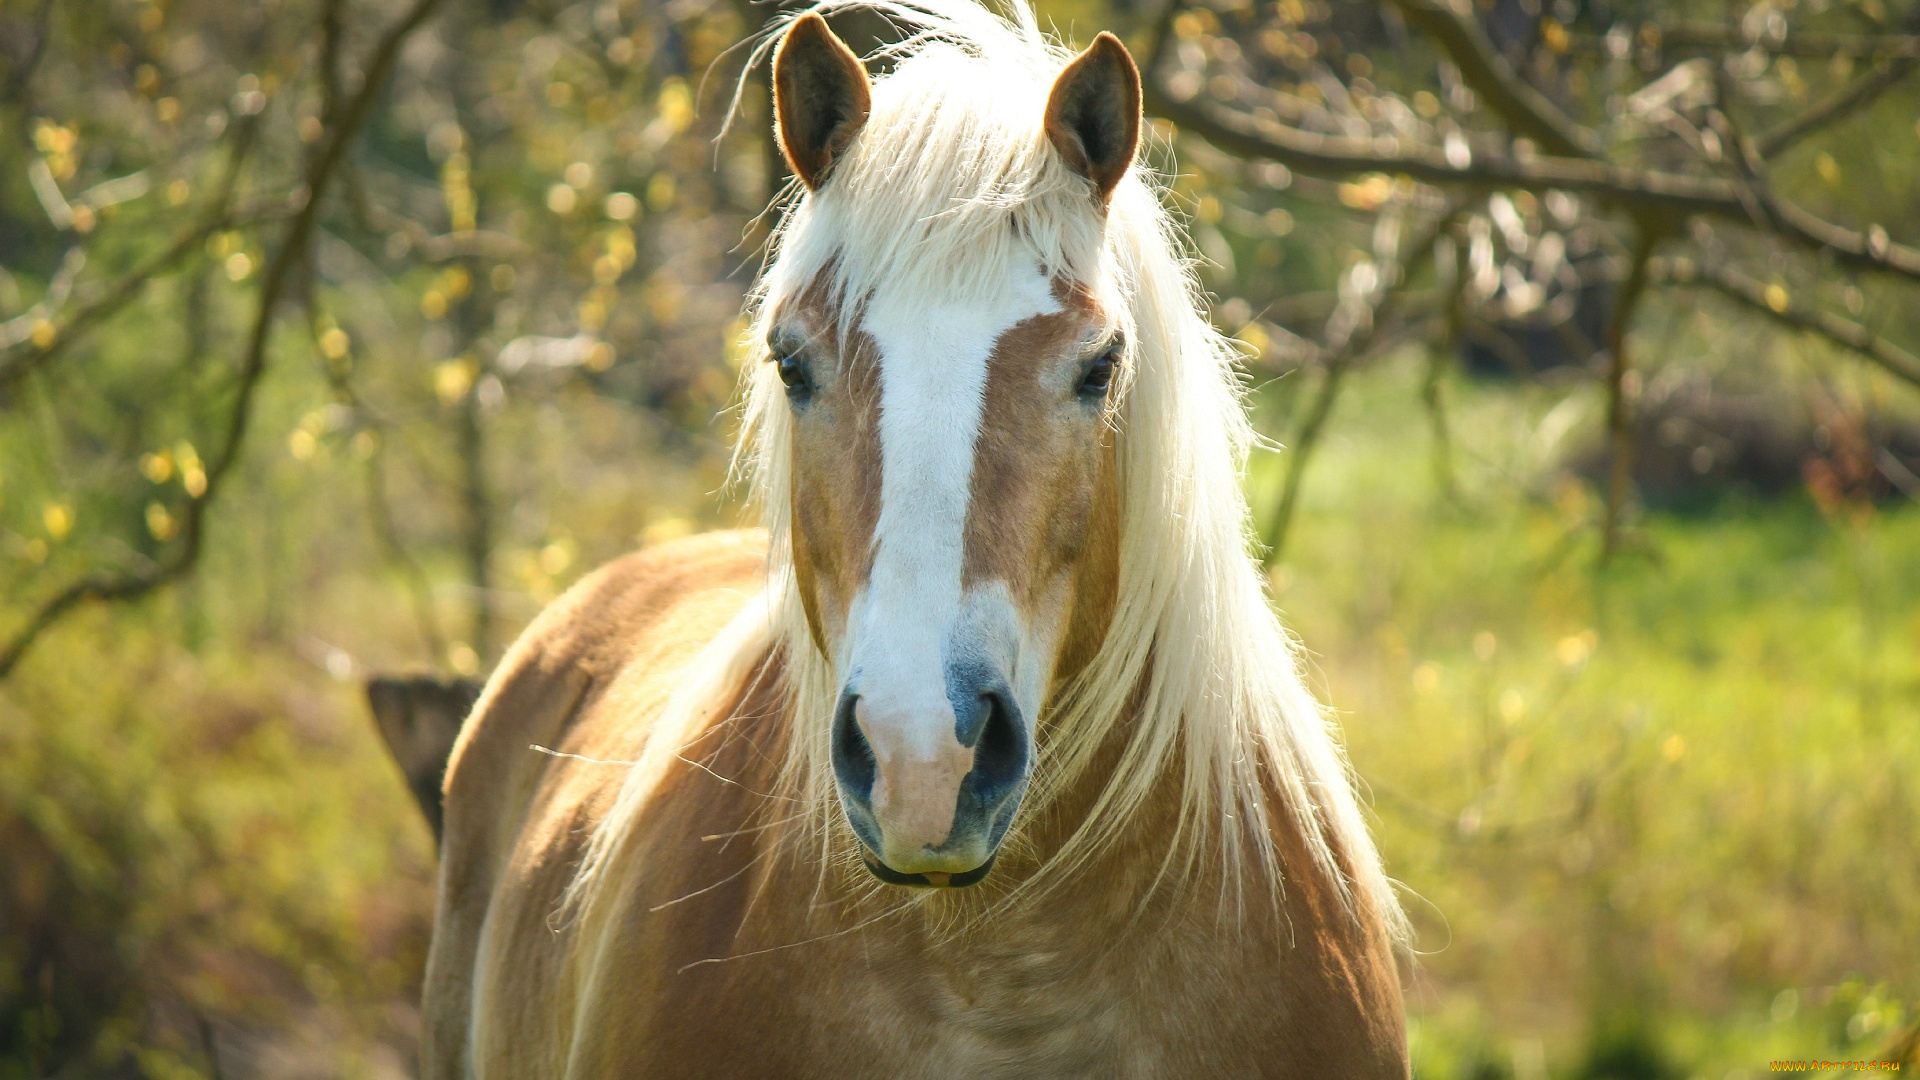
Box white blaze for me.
[845,256,1059,766]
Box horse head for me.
[759,13,1141,887]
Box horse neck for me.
[1020,677,1215,900]
[1018,644,1344,926]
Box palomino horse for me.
[422,2,1409,1074]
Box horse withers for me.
[420,3,1409,1075]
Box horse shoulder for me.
[423,528,769,1080]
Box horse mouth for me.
[859,850,997,888]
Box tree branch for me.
[0,113,265,397]
[306,312,451,665]
[1142,79,1920,283]
[1260,206,1460,564]
[1378,0,1602,158]
[1756,50,1920,159]
[1600,224,1659,562]
[0,0,55,108]
[1423,232,1465,501]
[1654,258,1920,389]
[1647,23,1920,59]
[0,0,450,679]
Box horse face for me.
[770,15,1139,887]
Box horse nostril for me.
[831,692,876,802]
[970,688,1027,796]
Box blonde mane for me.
[572,0,1403,943]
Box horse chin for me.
[859,850,998,889]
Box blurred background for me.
[2,0,1917,1075]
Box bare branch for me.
[1423,233,1465,501]
[1260,206,1461,564]
[307,311,452,664]
[1600,225,1660,563]
[1655,258,1920,389]
[0,0,55,107]
[0,0,451,679]
[1757,51,1920,159]
[1378,0,1602,158]
[0,113,265,396]
[0,209,278,397]
[1649,23,1920,60]
[1142,79,1920,283]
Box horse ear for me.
[774,14,872,190]
[1044,32,1141,204]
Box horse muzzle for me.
[830,675,1030,888]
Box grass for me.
[1263,349,1920,1078]
[2,343,1915,1077]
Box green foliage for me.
[0,608,434,1076]
[4,0,1920,1074]
[1272,351,1920,1078]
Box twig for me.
[1141,76,1920,284]
[1423,232,1465,501]
[0,0,55,107]
[1645,23,1920,59]
[306,309,451,664]
[0,114,265,396]
[1378,0,1603,158]
[1756,51,1920,159]
[1655,257,1920,389]
[1599,224,1659,563]
[0,0,451,679]
[1260,207,1460,564]
[457,364,494,662]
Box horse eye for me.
[1077,349,1117,398]
[774,351,813,401]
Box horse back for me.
[421,529,768,1080]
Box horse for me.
[420,2,1410,1074]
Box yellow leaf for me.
[657,79,693,134]
[645,173,676,213]
[1234,322,1270,357]
[435,359,476,404]
[1338,174,1393,211]
[605,192,639,222]
[448,642,480,676]
[1499,688,1527,723]
[1541,18,1569,53]
[145,502,176,540]
[140,450,175,483]
[1556,630,1597,667]
[1661,733,1687,763]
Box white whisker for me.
[648,854,764,913]
[529,744,638,766]
[675,752,799,802]
[674,896,917,974]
